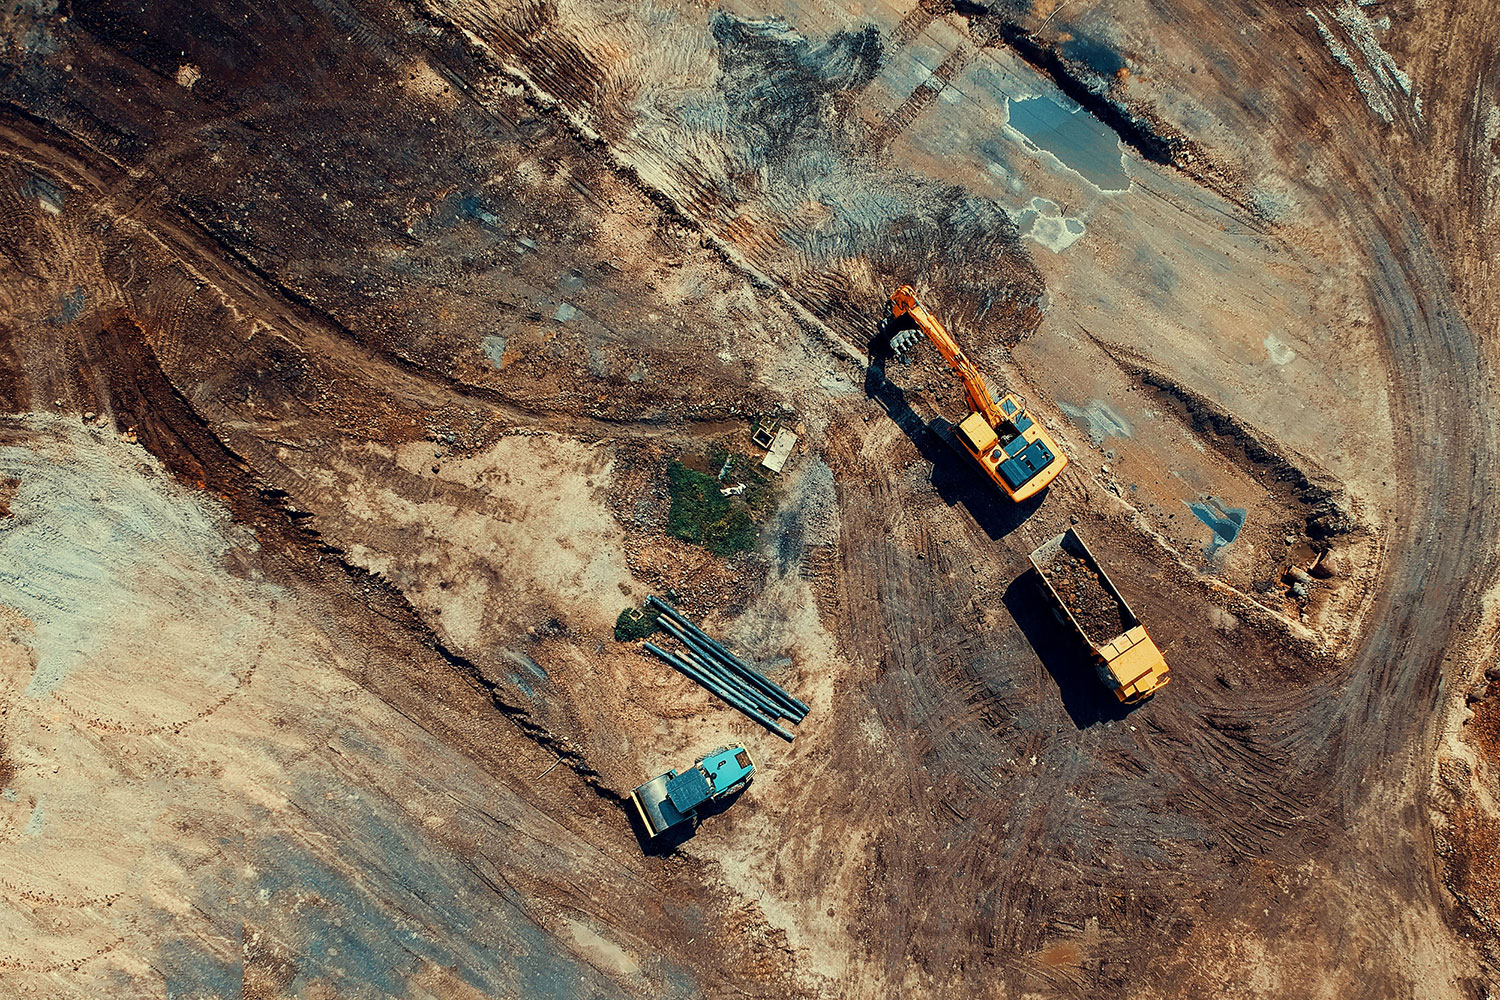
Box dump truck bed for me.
[1027,529,1141,644]
[1027,528,1170,702]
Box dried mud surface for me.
[1,0,1499,997]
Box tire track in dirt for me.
[814,417,1334,990]
[6,0,1496,991]
[862,43,978,157]
[0,118,754,830]
[0,111,748,445]
[430,0,1049,367]
[1188,0,1500,894]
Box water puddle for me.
[1061,35,1125,78]
[1007,96,1129,191]
[1263,333,1295,366]
[1016,197,1087,252]
[1186,497,1246,556]
[481,335,507,367]
[458,193,502,228]
[21,175,64,215]
[48,286,85,325]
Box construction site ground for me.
[1,0,1498,996]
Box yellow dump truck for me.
[1027,528,1170,703]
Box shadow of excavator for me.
[864,318,1045,541]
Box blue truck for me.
[630,747,755,838]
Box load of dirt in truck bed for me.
[1043,553,1131,644]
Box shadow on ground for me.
[625,783,751,857]
[1002,569,1137,729]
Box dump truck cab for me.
[1095,625,1170,703]
[630,747,755,838]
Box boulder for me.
[1310,547,1348,580]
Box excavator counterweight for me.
[882,285,1068,502]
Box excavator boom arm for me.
[883,284,1069,502]
[890,287,1006,425]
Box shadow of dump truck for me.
[1003,569,1139,729]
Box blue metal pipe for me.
[648,596,811,719]
[647,596,807,718]
[657,619,786,718]
[665,613,809,723]
[659,609,804,723]
[642,643,795,742]
[681,644,784,719]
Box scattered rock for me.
[1307,512,1351,539]
[1311,548,1347,579]
[1044,553,1128,642]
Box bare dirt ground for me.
[0,0,1498,997]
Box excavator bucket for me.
[876,299,921,356]
[889,327,923,356]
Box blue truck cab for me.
[630,747,755,838]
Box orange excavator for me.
[881,285,1068,502]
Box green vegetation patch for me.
[705,444,780,519]
[614,606,659,643]
[666,460,756,557]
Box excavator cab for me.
[958,405,1060,497]
[956,411,999,455]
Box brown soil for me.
[1042,552,1130,644]
[1448,804,1500,927]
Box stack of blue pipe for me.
[640,595,810,742]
